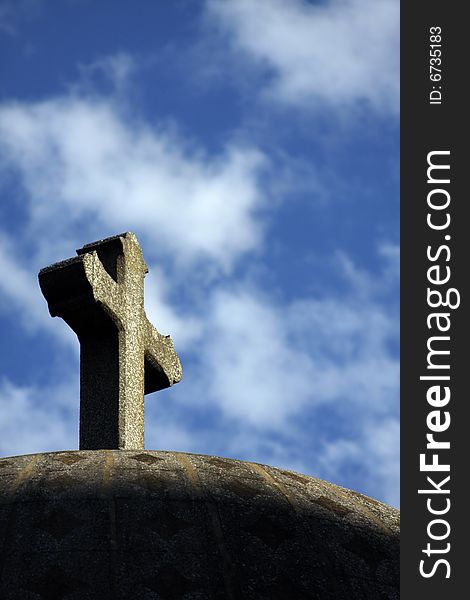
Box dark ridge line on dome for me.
[250,462,297,510]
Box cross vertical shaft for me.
[39,232,182,450]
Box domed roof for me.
[0,450,399,599]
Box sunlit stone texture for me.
[39,233,182,450]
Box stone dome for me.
[0,449,399,599]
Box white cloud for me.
[320,417,400,506]
[0,93,267,273]
[144,273,203,350]
[206,0,399,114]
[0,234,44,329]
[0,378,77,456]
[192,248,398,430]
[0,232,83,351]
[199,288,315,427]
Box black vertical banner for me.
[401,3,468,598]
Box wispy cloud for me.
[0,0,42,36]
[0,233,59,335]
[206,0,399,114]
[195,279,398,428]
[320,417,400,507]
[74,52,138,96]
[0,377,77,456]
[0,93,267,273]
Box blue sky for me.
[0,0,399,506]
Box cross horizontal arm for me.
[39,251,120,335]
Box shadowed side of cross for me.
[38,232,182,450]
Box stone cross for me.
[39,232,182,450]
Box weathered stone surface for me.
[0,450,399,599]
[38,233,182,451]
